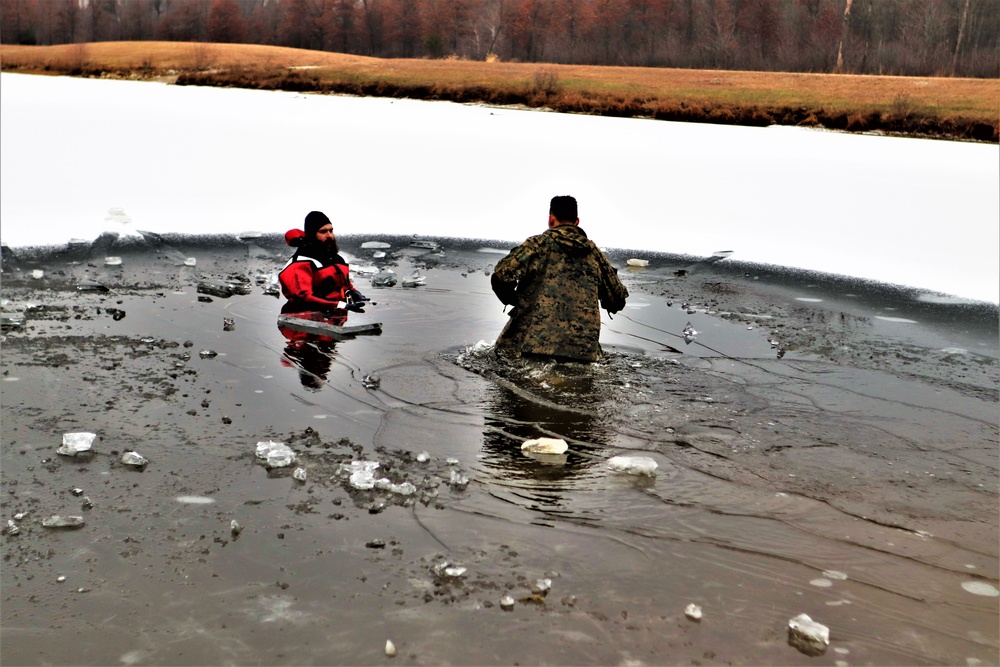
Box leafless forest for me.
[2,0,997,77]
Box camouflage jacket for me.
[491,224,628,362]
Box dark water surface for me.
[2,234,997,665]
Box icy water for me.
[1,72,998,303]
[1,234,997,665]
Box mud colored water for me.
[1,235,996,665]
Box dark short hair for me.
[549,196,578,223]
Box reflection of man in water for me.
[279,210,368,314]
[280,332,337,390]
[491,196,628,362]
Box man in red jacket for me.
[278,211,368,314]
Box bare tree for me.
[950,0,970,75]
[835,0,852,72]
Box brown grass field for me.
[2,41,997,141]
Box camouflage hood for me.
[545,224,592,256]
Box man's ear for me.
[547,213,558,228]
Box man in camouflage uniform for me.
[491,196,628,362]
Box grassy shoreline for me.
[2,42,997,142]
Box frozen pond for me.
[1,72,998,303]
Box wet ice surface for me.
[1,234,997,665]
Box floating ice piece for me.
[682,322,697,344]
[626,258,649,267]
[521,437,568,454]
[340,460,381,490]
[372,251,386,259]
[449,469,469,487]
[685,604,703,621]
[121,451,148,467]
[197,278,250,298]
[104,256,122,266]
[371,270,397,287]
[433,561,467,578]
[532,578,552,595]
[362,374,380,390]
[390,481,417,496]
[500,594,515,611]
[401,271,425,288]
[175,496,215,504]
[230,520,242,536]
[787,613,829,656]
[607,455,658,477]
[236,231,263,240]
[353,265,379,276]
[361,241,391,249]
[255,440,296,469]
[42,515,85,529]
[385,640,397,657]
[293,467,307,482]
[183,257,197,266]
[7,520,19,536]
[58,432,96,456]
[416,451,430,463]
[961,581,999,597]
[410,240,440,250]
[31,269,44,279]
[199,349,218,358]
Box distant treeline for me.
[2,0,997,77]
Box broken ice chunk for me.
[787,613,829,656]
[521,437,568,454]
[255,440,296,468]
[371,270,397,287]
[121,451,148,467]
[42,515,85,529]
[607,455,658,477]
[340,460,381,490]
[58,432,96,456]
[401,271,425,288]
[682,322,697,344]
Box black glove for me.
[347,289,370,303]
[345,302,366,313]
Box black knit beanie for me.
[304,211,332,239]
